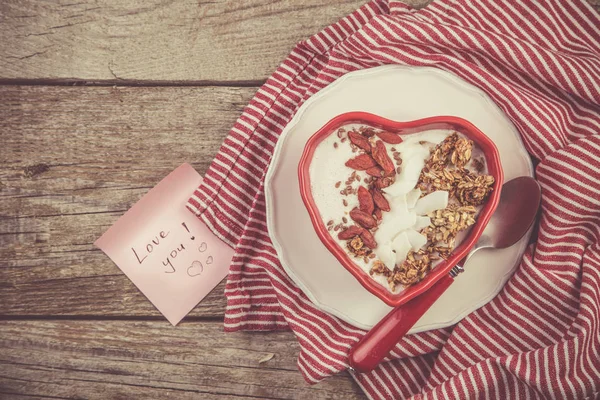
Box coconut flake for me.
[374,243,396,271]
[374,208,416,245]
[392,232,412,264]
[390,193,407,211]
[385,178,413,197]
[405,229,427,251]
[258,353,275,364]
[413,216,431,230]
[406,188,422,209]
[414,190,448,215]
[385,154,427,196]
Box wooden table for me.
[1,1,598,398]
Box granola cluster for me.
[347,236,370,257]
[421,204,478,254]
[418,133,495,207]
[389,251,432,288]
[373,132,495,291]
[456,174,495,207]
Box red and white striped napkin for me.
[188,0,600,398]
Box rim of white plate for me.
[264,65,534,330]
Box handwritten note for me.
[95,163,234,325]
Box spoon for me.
[348,176,542,373]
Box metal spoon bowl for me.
[452,176,541,275]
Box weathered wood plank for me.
[0,0,368,82]
[0,0,597,83]
[0,320,365,399]
[0,85,257,317]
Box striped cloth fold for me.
[187,0,600,398]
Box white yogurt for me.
[309,129,362,220]
[309,126,370,273]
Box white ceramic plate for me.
[265,65,533,331]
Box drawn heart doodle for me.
[206,256,213,265]
[198,242,208,252]
[187,260,203,277]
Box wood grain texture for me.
[0,85,257,317]
[0,0,425,83]
[2,0,596,83]
[0,320,365,399]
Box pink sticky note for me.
[95,163,233,325]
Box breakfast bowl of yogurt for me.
[298,112,504,307]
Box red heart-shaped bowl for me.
[298,112,504,307]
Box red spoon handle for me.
[348,274,455,373]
